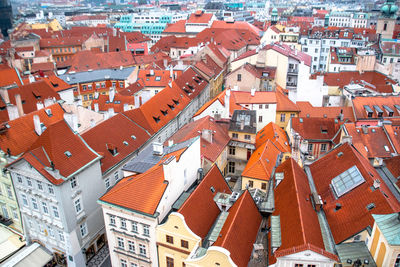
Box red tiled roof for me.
[0,67,22,87]
[30,62,55,74]
[99,164,167,215]
[0,103,64,156]
[90,93,135,113]
[291,117,341,141]
[40,37,86,48]
[297,101,354,121]
[384,124,400,153]
[137,69,180,88]
[197,28,260,51]
[309,143,400,244]
[118,81,144,96]
[381,41,400,55]
[232,90,277,104]
[13,120,99,184]
[276,88,299,112]
[232,49,257,62]
[82,113,151,173]
[274,243,339,262]
[242,140,281,180]
[211,20,261,36]
[270,159,336,264]
[256,122,290,151]
[263,42,312,67]
[214,190,262,267]
[163,20,187,33]
[384,156,400,187]
[187,11,213,24]
[39,74,73,92]
[344,123,395,159]
[166,116,230,162]
[233,63,276,80]
[178,165,231,239]
[352,95,400,121]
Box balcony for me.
[286,82,298,89]
[287,68,298,75]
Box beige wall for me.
[185,246,237,267]
[369,223,400,267]
[377,18,396,39]
[241,176,269,192]
[225,67,260,91]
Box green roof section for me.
[270,215,282,249]
[336,242,377,267]
[372,213,400,245]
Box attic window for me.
[155,76,161,81]
[45,109,53,117]
[210,186,215,193]
[168,104,175,110]
[187,84,194,90]
[173,99,180,105]
[366,203,375,211]
[384,145,390,152]
[153,116,161,123]
[123,141,128,146]
[64,151,72,158]
[331,165,365,198]
[107,143,118,156]
[321,126,328,134]
[131,135,136,140]
[161,109,168,116]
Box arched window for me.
[394,254,400,267]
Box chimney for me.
[113,27,117,37]
[33,115,42,135]
[342,135,352,145]
[14,94,24,117]
[168,139,174,147]
[361,125,368,134]
[44,98,54,107]
[37,101,44,110]
[335,203,342,211]
[94,103,99,112]
[123,103,129,111]
[373,179,381,189]
[28,74,35,83]
[149,69,155,76]
[201,129,213,143]
[109,88,115,102]
[170,66,173,78]
[240,119,245,130]
[108,108,115,117]
[64,113,78,132]
[152,142,163,155]
[251,88,256,96]
[225,89,231,118]
[90,119,96,128]
[163,59,168,68]
[6,105,19,120]
[134,95,140,108]
[0,88,10,104]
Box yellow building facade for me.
[185,247,237,267]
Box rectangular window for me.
[16,174,23,183]
[42,202,49,214]
[143,225,150,236]
[48,227,54,237]
[101,82,105,88]
[294,264,303,267]
[37,181,43,191]
[166,257,174,267]
[261,183,267,190]
[31,198,38,210]
[166,235,174,244]
[237,74,242,81]
[128,240,135,252]
[321,144,327,152]
[105,178,111,189]
[228,162,235,173]
[6,185,13,199]
[232,133,238,139]
[121,218,127,229]
[290,113,295,118]
[27,178,32,187]
[259,104,263,109]
[119,82,124,88]
[132,221,138,233]
[82,85,87,91]
[74,198,82,214]
[265,104,269,109]
[112,82,116,87]
[52,206,60,218]
[229,146,235,155]
[114,172,119,181]
[308,144,313,152]
[121,259,127,267]
[88,84,92,90]
[117,237,124,249]
[244,134,251,140]
[258,116,263,122]
[139,244,146,256]
[12,208,18,219]
[110,215,116,225]
[181,240,189,249]
[96,83,100,89]
[248,180,254,188]
[80,222,88,237]
[48,185,54,195]
[70,177,77,189]
[59,231,65,242]
[280,113,286,122]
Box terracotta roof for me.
[30,62,55,74]
[211,20,261,36]
[90,93,135,113]
[0,103,64,156]
[166,116,230,162]
[137,69,180,88]
[381,41,400,56]
[197,28,260,51]
[344,123,395,159]
[384,156,400,188]
[309,143,400,244]
[236,63,276,80]
[118,81,144,96]
[242,140,281,181]
[232,90,277,104]
[297,101,354,121]
[352,95,400,121]
[12,120,99,185]
[82,113,151,173]
[232,49,257,62]
[99,164,167,215]
[178,165,231,239]
[0,68,22,87]
[39,74,73,92]
[291,117,341,141]
[263,42,312,67]
[39,37,86,48]
[213,190,262,267]
[384,124,400,153]
[255,122,290,152]
[187,11,214,24]
[276,89,299,112]
[318,71,396,93]
[163,20,187,33]
[270,159,336,264]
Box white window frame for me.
[74,197,82,214]
[52,206,60,218]
[70,177,77,189]
[117,237,124,249]
[80,222,88,237]
[42,201,49,214]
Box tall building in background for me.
[0,0,12,37]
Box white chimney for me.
[152,142,163,155]
[33,115,42,135]
[0,88,10,104]
[6,105,19,121]
[94,103,99,112]
[28,75,35,83]
[201,129,213,143]
[373,179,381,189]
[123,103,129,111]
[37,101,44,110]
[108,108,115,117]
[149,69,155,76]
[15,94,24,117]
[168,139,174,147]
[251,88,256,96]
[225,89,231,118]
[170,66,173,78]
[90,119,96,128]
[113,27,117,37]
[64,113,78,132]
[134,95,140,108]
[44,98,54,107]
[109,88,115,102]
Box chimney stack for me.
[123,103,129,111]
[201,129,213,143]
[152,142,163,155]
[6,105,19,121]
[14,94,24,117]
[33,115,42,135]
[109,88,115,102]
[225,89,231,118]
[64,113,78,132]
[251,88,256,97]
[94,103,99,112]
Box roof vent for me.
[337,152,344,158]
[335,203,342,211]
[123,141,128,146]
[64,151,72,158]
[131,135,136,140]
[366,203,375,211]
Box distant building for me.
[0,0,12,37]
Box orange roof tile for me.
[187,11,214,24]
[309,143,400,244]
[275,89,299,112]
[242,140,281,180]
[352,95,400,121]
[291,117,341,141]
[178,165,231,239]
[213,190,262,267]
[0,67,22,87]
[255,122,290,152]
[90,93,135,113]
[297,101,354,121]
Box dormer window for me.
[64,151,72,158]
[168,104,175,110]
[331,165,365,197]
[173,99,180,105]
[106,143,118,156]
[161,109,168,116]
[153,116,161,123]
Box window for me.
[117,237,124,249]
[121,218,127,229]
[119,82,124,88]
[131,263,137,267]
[96,83,100,89]
[74,198,82,214]
[166,257,174,267]
[244,134,251,140]
[265,104,269,109]
[258,116,263,122]
[17,174,23,183]
[48,227,54,238]
[1,205,8,218]
[112,82,116,87]
[121,259,127,267]
[166,235,174,244]
[261,183,267,190]
[331,165,365,197]
[308,144,313,152]
[110,215,116,225]
[181,240,189,249]
[383,23,387,31]
[237,74,242,81]
[128,240,135,252]
[101,82,106,88]
[294,264,303,267]
[321,144,327,152]
[31,198,38,210]
[114,171,119,181]
[37,181,43,191]
[42,202,49,214]
[229,146,236,155]
[58,231,65,242]
[48,185,54,195]
[248,180,254,188]
[70,177,77,189]
[228,162,235,173]
[280,113,286,122]
[143,225,150,236]
[12,208,18,219]
[27,178,32,187]
[88,84,92,90]
[105,178,111,189]
[290,113,295,118]
[6,185,13,199]
[82,85,87,91]
[80,222,88,237]
[232,133,238,139]
[307,265,316,267]
[132,221,138,233]
[139,244,146,256]
[52,206,60,218]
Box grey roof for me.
[372,213,400,245]
[270,215,281,249]
[229,110,257,134]
[122,137,197,174]
[336,242,376,267]
[59,67,136,84]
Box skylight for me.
[331,165,365,197]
